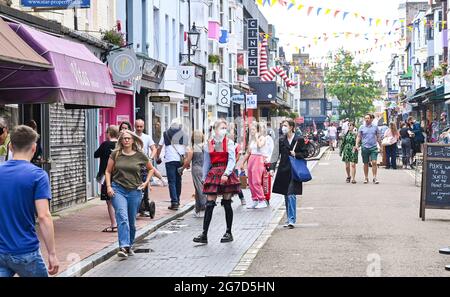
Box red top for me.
[208,137,228,164]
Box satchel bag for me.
[289,140,312,182]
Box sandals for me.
[351,180,357,184]
[363,178,369,184]
[346,177,351,183]
[102,226,118,232]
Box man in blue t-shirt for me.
[0,125,59,277]
[355,114,381,184]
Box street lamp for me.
[180,23,201,63]
[414,59,421,88]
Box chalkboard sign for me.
[426,146,450,158]
[420,143,450,220]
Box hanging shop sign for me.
[247,19,259,77]
[218,85,231,107]
[246,94,257,109]
[20,0,91,8]
[399,79,413,87]
[107,48,140,84]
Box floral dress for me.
[340,132,358,164]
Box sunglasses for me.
[0,126,4,135]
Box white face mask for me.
[282,126,289,135]
[218,128,227,138]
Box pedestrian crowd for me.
[2,109,447,275]
[0,115,312,275]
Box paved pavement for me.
[83,160,319,277]
[244,150,450,277]
[39,172,195,275]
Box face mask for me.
[282,126,289,135]
[218,128,227,138]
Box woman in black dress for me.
[94,125,119,232]
[272,119,309,229]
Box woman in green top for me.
[105,130,154,259]
[340,121,358,184]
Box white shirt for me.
[159,137,186,163]
[249,135,274,163]
[264,135,274,163]
[138,132,155,157]
[328,126,337,137]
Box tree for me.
[325,49,381,122]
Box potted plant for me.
[423,70,434,85]
[100,28,125,47]
[440,62,448,75]
[237,67,248,75]
[208,54,221,64]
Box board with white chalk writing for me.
[420,143,450,221]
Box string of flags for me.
[256,0,448,30]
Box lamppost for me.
[414,59,421,89]
[179,23,201,63]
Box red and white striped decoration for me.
[259,38,298,88]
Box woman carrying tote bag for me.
[271,119,309,229]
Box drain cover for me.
[134,248,154,253]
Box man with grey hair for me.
[157,118,192,210]
[0,117,12,164]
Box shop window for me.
[0,104,19,130]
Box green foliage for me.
[237,67,248,75]
[289,112,299,119]
[325,49,382,122]
[208,54,221,64]
[100,28,125,47]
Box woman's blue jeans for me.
[111,182,143,248]
[284,195,297,224]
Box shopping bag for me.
[289,156,312,182]
[239,170,248,189]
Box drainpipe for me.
[443,0,448,62]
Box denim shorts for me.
[0,249,47,277]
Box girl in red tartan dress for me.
[193,119,241,244]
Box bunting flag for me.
[307,6,314,16]
[297,4,304,11]
[317,8,322,16]
[334,10,341,18]
[325,8,331,15]
[342,12,349,20]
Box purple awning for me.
[0,23,115,108]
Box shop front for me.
[0,22,115,212]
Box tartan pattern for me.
[203,166,241,195]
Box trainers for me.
[126,247,135,256]
[117,248,128,259]
[373,178,379,184]
[220,232,234,243]
[140,211,151,217]
[287,223,295,229]
[363,178,369,184]
[192,211,204,218]
[247,201,259,209]
[168,204,179,210]
[256,201,267,209]
[193,233,208,244]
